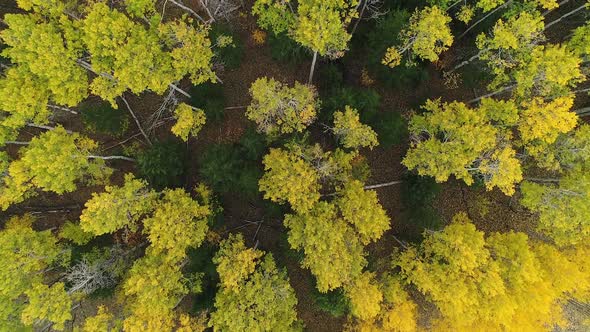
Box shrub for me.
[189,82,225,123]
[321,86,381,122]
[370,111,407,147]
[365,9,429,88]
[198,132,267,200]
[137,140,186,190]
[211,24,244,69]
[311,287,349,317]
[268,32,309,65]
[187,244,219,312]
[401,173,442,233]
[317,63,344,93]
[80,101,129,136]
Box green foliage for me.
[187,244,219,312]
[311,287,349,317]
[321,86,381,122]
[210,24,244,69]
[80,100,129,136]
[365,9,429,88]
[59,221,95,245]
[401,173,442,233]
[370,111,407,148]
[189,82,225,123]
[252,0,296,35]
[268,32,310,65]
[199,140,264,200]
[137,140,187,190]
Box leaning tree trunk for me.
[308,51,318,84]
[457,1,512,40]
[544,3,588,30]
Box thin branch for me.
[4,141,30,145]
[168,0,208,24]
[120,96,152,146]
[457,1,511,40]
[26,123,73,134]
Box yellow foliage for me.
[171,103,207,142]
[345,272,383,320]
[252,28,267,45]
[333,106,379,150]
[213,233,264,290]
[382,46,402,68]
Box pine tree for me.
[210,234,300,331]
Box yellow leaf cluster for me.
[171,103,207,142]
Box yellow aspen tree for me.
[344,272,383,321]
[143,188,211,260]
[470,12,544,74]
[0,127,113,210]
[170,103,206,142]
[569,22,590,61]
[382,6,453,68]
[212,233,264,290]
[20,283,72,331]
[348,275,418,332]
[518,96,578,159]
[80,174,157,236]
[520,163,590,246]
[251,0,297,35]
[336,180,390,244]
[82,306,116,332]
[396,212,590,330]
[210,234,300,331]
[0,214,69,330]
[259,147,321,213]
[122,251,188,331]
[403,99,524,195]
[333,106,379,150]
[284,202,366,291]
[533,124,590,171]
[247,77,318,137]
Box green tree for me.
[382,6,453,68]
[210,234,300,331]
[247,77,318,137]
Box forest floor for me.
[1,0,589,330]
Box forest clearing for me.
[0,0,590,331]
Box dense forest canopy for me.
[0,0,589,330]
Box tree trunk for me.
[468,84,516,103]
[308,51,318,84]
[4,141,30,145]
[449,49,485,73]
[120,96,152,146]
[457,1,512,40]
[544,3,588,30]
[543,0,570,16]
[575,107,590,116]
[169,83,192,98]
[26,123,73,133]
[351,0,367,36]
[364,180,403,190]
[87,155,136,162]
